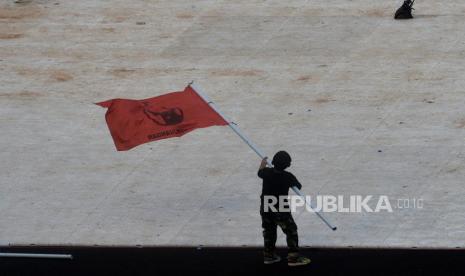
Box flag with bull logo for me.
[96,85,228,151]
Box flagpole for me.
[189,82,337,231]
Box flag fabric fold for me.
[96,86,228,151]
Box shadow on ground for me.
[1,246,464,275]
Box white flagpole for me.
[189,82,337,231]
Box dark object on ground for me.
[395,0,415,19]
[1,246,465,276]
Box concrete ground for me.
[1,0,464,248]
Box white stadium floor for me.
[1,0,464,248]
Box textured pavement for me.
[1,0,464,247]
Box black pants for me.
[260,211,299,255]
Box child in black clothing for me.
[258,151,311,266]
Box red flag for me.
[96,86,228,151]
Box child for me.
[258,151,311,266]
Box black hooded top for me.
[258,168,302,212]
